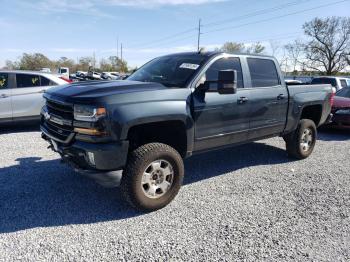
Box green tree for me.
[219,41,265,54]
[219,42,245,53]
[77,57,93,71]
[246,42,265,54]
[18,53,53,70]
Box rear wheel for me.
[284,119,317,159]
[121,143,184,212]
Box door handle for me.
[277,94,285,100]
[238,97,248,104]
[39,89,46,93]
[0,94,8,99]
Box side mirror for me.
[217,70,237,95]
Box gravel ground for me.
[0,126,349,261]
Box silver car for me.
[0,70,68,123]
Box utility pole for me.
[117,37,119,59]
[121,43,123,62]
[197,19,202,52]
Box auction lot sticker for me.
[180,63,200,70]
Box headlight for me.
[74,105,106,122]
[335,109,350,115]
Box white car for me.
[0,70,68,123]
[101,72,121,80]
[87,71,102,80]
[76,71,88,78]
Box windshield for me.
[336,87,350,98]
[128,55,207,88]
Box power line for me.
[203,0,315,28]
[203,0,350,35]
[130,27,197,48]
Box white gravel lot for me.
[0,126,349,261]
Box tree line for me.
[4,54,129,73]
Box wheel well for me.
[300,105,322,126]
[127,121,187,157]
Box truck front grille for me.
[41,98,75,144]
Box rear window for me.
[311,78,337,87]
[340,80,348,88]
[247,58,280,88]
[0,73,8,89]
[40,76,57,86]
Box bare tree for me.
[285,40,304,72]
[303,17,350,75]
[269,40,281,57]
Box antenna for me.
[197,19,202,52]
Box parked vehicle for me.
[40,52,333,211]
[0,70,68,123]
[58,67,70,80]
[40,68,51,73]
[311,76,348,91]
[285,79,303,85]
[101,72,120,80]
[87,71,102,80]
[76,71,88,78]
[330,87,350,128]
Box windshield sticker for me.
[179,63,200,70]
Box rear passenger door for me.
[11,74,55,119]
[247,58,288,140]
[0,73,13,120]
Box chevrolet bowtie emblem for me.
[44,112,51,120]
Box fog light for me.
[87,152,96,166]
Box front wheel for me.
[284,119,317,160]
[121,143,184,212]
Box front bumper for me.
[42,130,129,171]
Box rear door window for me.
[247,58,280,88]
[16,74,40,88]
[0,73,8,89]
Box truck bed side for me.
[284,84,332,134]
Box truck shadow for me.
[0,122,40,135]
[0,142,291,234]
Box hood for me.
[333,96,350,108]
[47,80,167,99]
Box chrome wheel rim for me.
[141,160,174,199]
[300,128,313,152]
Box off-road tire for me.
[121,143,184,212]
[284,119,317,160]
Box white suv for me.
[0,71,68,123]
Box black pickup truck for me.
[41,52,333,211]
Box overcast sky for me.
[0,0,349,68]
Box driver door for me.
[0,72,13,121]
[193,56,251,151]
